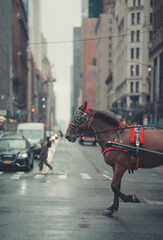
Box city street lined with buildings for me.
[0,138,163,240]
[0,0,163,239]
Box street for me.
[0,138,163,240]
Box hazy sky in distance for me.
[41,0,81,128]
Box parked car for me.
[79,133,96,146]
[17,122,46,158]
[0,133,34,171]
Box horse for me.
[65,101,163,216]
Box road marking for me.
[0,171,3,175]
[58,174,67,179]
[34,174,44,179]
[80,173,91,179]
[11,172,24,179]
[144,198,163,205]
[103,174,112,181]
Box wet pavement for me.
[0,138,163,240]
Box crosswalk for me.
[0,171,112,181]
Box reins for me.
[68,106,163,142]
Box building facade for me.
[12,0,29,119]
[150,0,163,122]
[72,27,82,116]
[112,0,152,121]
[82,18,97,108]
[96,13,112,110]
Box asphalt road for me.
[0,138,163,240]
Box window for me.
[130,65,135,76]
[136,30,140,41]
[137,12,141,24]
[109,27,112,32]
[109,44,112,49]
[130,82,134,93]
[131,13,135,25]
[131,48,134,59]
[109,52,112,57]
[136,65,139,76]
[109,18,112,24]
[149,31,152,41]
[138,0,141,6]
[150,0,153,7]
[150,12,152,24]
[136,48,140,59]
[133,0,136,6]
[131,31,134,42]
[136,82,139,92]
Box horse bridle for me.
[69,109,95,137]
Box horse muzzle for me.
[65,135,77,142]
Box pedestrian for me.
[37,138,54,174]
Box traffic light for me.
[31,108,35,113]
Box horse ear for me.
[82,101,87,111]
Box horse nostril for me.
[65,135,70,141]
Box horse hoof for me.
[103,208,115,217]
[132,194,140,203]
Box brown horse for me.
[65,101,163,216]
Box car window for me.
[0,139,26,151]
[19,130,43,139]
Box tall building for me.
[150,0,163,122]
[82,18,97,108]
[88,0,103,18]
[72,27,82,116]
[0,0,12,118]
[96,13,112,110]
[111,0,152,121]
[28,0,42,70]
[12,0,29,118]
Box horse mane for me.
[94,110,120,127]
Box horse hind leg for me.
[111,182,140,203]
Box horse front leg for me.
[103,166,121,217]
[103,182,120,217]
[112,165,140,204]
[103,165,140,217]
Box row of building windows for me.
[130,64,139,76]
[133,0,141,7]
[131,12,141,25]
[130,81,139,93]
[131,47,140,59]
[131,30,140,42]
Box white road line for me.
[104,170,110,175]
[58,174,67,179]
[144,198,163,205]
[34,174,44,179]
[10,172,24,179]
[80,173,91,179]
[0,171,3,175]
[103,174,112,181]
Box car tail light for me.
[93,137,96,140]
[81,136,85,140]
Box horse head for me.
[65,101,92,142]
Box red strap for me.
[139,127,144,144]
[130,124,135,143]
[85,106,89,113]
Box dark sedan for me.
[0,133,34,171]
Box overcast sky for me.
[41,0,81,129]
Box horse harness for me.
[102,123,144,174]
[69,107,144,174]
